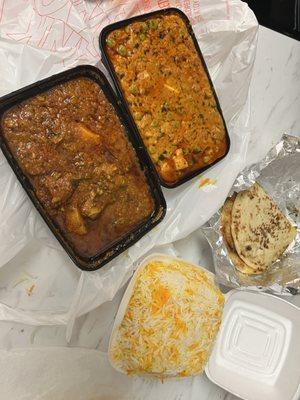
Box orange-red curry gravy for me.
[2,78,154,257]
[105,13,228,185]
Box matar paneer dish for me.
[105,13,228,185]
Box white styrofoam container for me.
[108,253,216,376]
[109,254,300,400]
[205,290,300,400]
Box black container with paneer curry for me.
[0,66,166,270]
[100,8,230,188]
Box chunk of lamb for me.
[40,172,74,205]
[65,206,87,235]
[75,182,114,220]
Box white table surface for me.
[219,25,300,400]
[247,26,300,166]
[0,25,299,400]
[213,25,300,400]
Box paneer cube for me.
[173,149,188,170]
[160,161,172,174]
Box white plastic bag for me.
[0,0,258,331]
[0,347,227,400]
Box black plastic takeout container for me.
[0,65,166,271]
[99,7,231,189]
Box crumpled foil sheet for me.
[202,134,300,295]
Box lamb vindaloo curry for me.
[2,78,154,257]
[106,13,228,185]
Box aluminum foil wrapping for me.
[202,134,300,295]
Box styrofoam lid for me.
[205,290,300,400]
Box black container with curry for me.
[0,66,166,270]
[100,8,230,188]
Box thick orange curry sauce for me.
[106,13,228,184]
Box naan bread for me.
[231,183,297,270]
[221,194,236,250]
[227,250,262,275]
[221,194,263,275]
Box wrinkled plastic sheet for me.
[0,239,229,399]
[202,134,300,295]
[0,0,258,334]
[0,347,227,400]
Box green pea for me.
[139,33,146,41]
[149,145,156,154]
[179,27,185,36]
[141,22,149,33]
[158,154,165,160]
[106,38,116,48]
[151,120,158,128]
[134,112,142,121]
[166,112,173,121]
[149,19,158,29]
[172,120,179,128]
[203,155,211,163]
[117,45,126,56]
[130,86,138,95]
[192,146,202,154]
